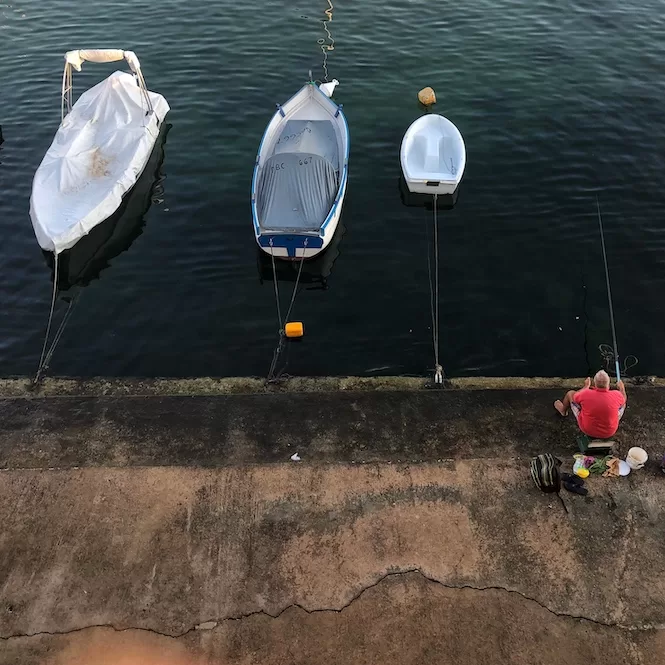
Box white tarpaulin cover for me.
[30,70,169,253]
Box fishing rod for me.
[595,196,621,381]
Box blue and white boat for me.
[251,79,349,260]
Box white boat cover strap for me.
[258,153,337,232]
[65,49,140,72]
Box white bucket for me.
[626,447,648,470]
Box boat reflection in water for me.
[256,221,346,290]
[44,123,171,291]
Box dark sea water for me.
[1,0,664,379]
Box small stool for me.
[577,434,615,455]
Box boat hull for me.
[256,172,346,259]
[398,174,460,209]
[252,83,349,260]
[403,179,460,196]
[43,123,170,290]
[400,113,465,197]
[257,221,345,285]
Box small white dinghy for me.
[400,114,465,196]
[30,49,169,254]
[251,79,349,260]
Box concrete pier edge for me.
[2,375,665,664]
[0,374,661,398]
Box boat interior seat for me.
[410,135,454,177]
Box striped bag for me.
[530,454,562,494]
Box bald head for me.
[594,370,610,388]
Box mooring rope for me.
[285,248,306,325]
[317,0,335,83]
[34,254,80,385]
[35,252,59,382]
[425,195,443,384]
[42,294,79,371]
[270,241,283,330]
[267,238,308,382]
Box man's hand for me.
[617,379,626,393]
[583,377,591,389]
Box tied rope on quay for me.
[33,252,80,386]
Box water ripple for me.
[1,0,664,377]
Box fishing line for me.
[599,343,638,378]
[595,196,627,381]
[580,264,592,378]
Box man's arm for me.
[573,377,592,402]
[617,379,627,403]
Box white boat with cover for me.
[400,113,465,196]
[30,49,169,254]
[251,79,349,260]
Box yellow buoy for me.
[285,321,304,338]
[418,86,436,107]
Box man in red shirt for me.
[554,370,627,439]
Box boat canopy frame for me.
[61,49,153,121]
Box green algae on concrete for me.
[0,375,661,398]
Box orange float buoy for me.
[285,321,304,338]
[418,86,436,106]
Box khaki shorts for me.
[570,402,625,422]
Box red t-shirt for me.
[573,387,626,438]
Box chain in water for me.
[316,0,334,82]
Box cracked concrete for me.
[1,383,665,663]
[3,567,660,643]
[2,462,665,663]
[2,574,663,665]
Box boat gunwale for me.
[251,83,349,241]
